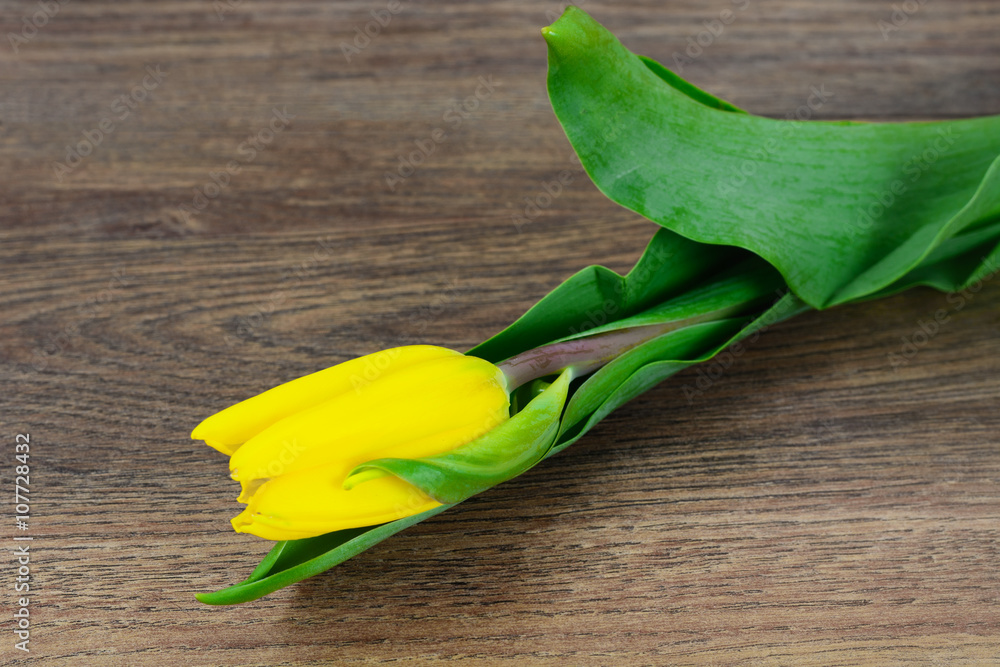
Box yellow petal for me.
[229,353,508,490]
[231,460,441,540]
[191,345,461,454]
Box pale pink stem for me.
[497,311,722,391]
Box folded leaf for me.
[349,368,572,503]
[553,292,810,453]
[469,228,744,363]
[542,7,1000,309]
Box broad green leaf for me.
[543,7,1000,309]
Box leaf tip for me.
[541,6,602,63]
[195,591,225,606]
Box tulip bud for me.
[192,345,509,540]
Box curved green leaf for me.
[554,319,744,448]
[469,228,745,363]
[548,257,784,343]
[543,7,1000,309]
[196,504,454,605]
[552,292,810,454]
[348,368,572,504]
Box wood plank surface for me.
[2,0,999,664]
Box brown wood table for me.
[2,1,999,664]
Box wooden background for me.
[2,0,999,664]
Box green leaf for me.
[473,240,797,454]
[638,55,745,114]
[196,504,454,605]
[469,228,745,364]
[554,319,744,448]
[542,7,1000,309]
[348,368,573,504]
[549,257,784,342]
[552,293,810,453]
[863,221,1000,300]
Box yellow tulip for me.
[192,345,510,541]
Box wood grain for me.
[2,1,999,664]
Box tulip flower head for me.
[192,346,510,541]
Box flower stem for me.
[498,317,703,390]
[497,259,784,391]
